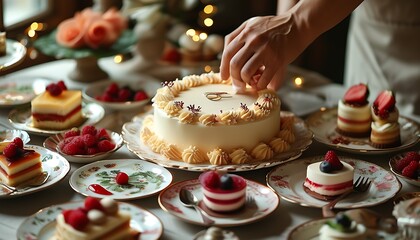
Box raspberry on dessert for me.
[65,209,89,231]
[46,83,63,96]
[12,137,24,149]
[200,171,220,189]
[324,150,343,170]
[373,90,396,118]
[115,172,129,185]
[57,80,67,90]
[84,197,104,211]
[343,83,369,105]
[3,142,21,159]
[402,161,419,178]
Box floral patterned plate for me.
[8,102,105,136]
[158,179,279,227]
[306,108,420,154]
[0,76,51,107]
[122,111,313,172]
[0,145,70,199]
[16,200,163,240]
[69,159,173,200]
[266,156,401,208]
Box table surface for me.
[0,58,418,240]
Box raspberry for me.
[116,172,129,185]
[84,197,104,211]
[57,80,67,90]
[404,151,420,162]
[12,137,24,149]
[324,150,343,170]
[64,127,80,139]
[395,156,415,172]
[86,147,99,155]
[118,88,132,102]
[3,143,21,159]
[96,128,110,141]
[97,140,115,152]
[61,142,81,155]
[81,125,97,136]
[134,91,148,101]
[46,83,63,96]
[65,209,89,231]
[402,161,419,178]
[105,83,119,96]
[200,171,220,189]
[82,134,97,147]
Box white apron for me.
[344,0,420,123]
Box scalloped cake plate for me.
[306,108,420,154]
[16,200,163,240]
[0,145,70,199]
[122,111,313,172]
[69,159,173,200]
[266,155,401,209]
[0,39,26,71]
[8,102,105,136]
[0,76,52,107]
[158,179,279,227]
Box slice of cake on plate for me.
[304,151,354,200]
[0,137,42,186]
[31,81,83,130]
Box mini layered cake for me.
[31,81,83,130]
[337,83,371,137]
[199,171,247,212]
[52,197,137,240]
[370,90,401,148]
[319,212,367,240]
[0,138,42,186]
[304,151,354,200]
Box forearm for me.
[277,0,299,14]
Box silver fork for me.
[322,176,372,217]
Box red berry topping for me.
[84,197,104,211]
[65,209,89,231]
[3,142,21,159]
[81,125,97,136]
[324,150,343,170]
[116,172,129,185]
[373,90,396,118]
[402,160,419,178]
[12,137,24,149]
[134,91,148,101]
[200,171,221,189]
[57,80,67,90]
[343,83,369,106]
[46,83,63,96]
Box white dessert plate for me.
[43,129,124,164]
[0,145,70,199]
[82,78,161,111]
[0,127,30,145]
[16,200,163,240]
[158,179,279,227]
[0,76,51,107]
[266,156,401,208]
[389,150,420,187]
[69,159,173,200]
[287,217,396,240]
[0,39,26,71]
[122,111,313,172]
[306,108,420,154]
[8,102,105,136]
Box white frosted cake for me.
[319,212,367,240]
[141,72,293,165]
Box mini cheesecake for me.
[0,149,42,186]
[31,90,83,130]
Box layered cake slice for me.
[0,138,42,186]
[337,83,371,137]
[370,90,401,148]
[31,81,83,130]
[199,170,247,212]
[304,151,354,200]
[52,197,138,240]
[319,212,367,240]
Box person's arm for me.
[277,0,299,15]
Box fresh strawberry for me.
[324,150,343,170]
[373,90,396,118]
[65,209,89,230]
[12,137,24,149]
[343,83,369,105]
[84,197,104,211]
[200,171,220,189]
[116,172,129,185]
[402,160,419,178]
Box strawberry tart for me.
[199,171,247,212]
[370,90,401,148]
[31,81,83,130]
[304,151,354,200]
[52,197,138,240]
[337,83,371,137]
[319,212,367,240]
[0,138,42,187]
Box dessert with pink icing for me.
[370,90,401,148]
[51,197,138,240]
[140,72,294,165]
[319,212,367,240]
[199,171,247,212]
[304,151,354,200]
[337,83,371,137]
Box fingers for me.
[220,23,247,80]
[267,68,285,91]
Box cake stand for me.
[34,30,137,82]
[0,39,27,72]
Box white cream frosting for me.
[319,222,366,240]
[337,100,371,132]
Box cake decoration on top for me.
[319,212,367,239]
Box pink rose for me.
[84,19,118,49]
[102,8,128,35]
[55,18,85,48]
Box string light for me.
[203,18,213,27]
[294,77,304,88]
[114,55,123,63]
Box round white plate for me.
[43,130,124,163]
[69,159,173,200]
[0,127,30,145]
[16,200,163,240]
[122,111,313,172]
[306,108,420,154]
[158,179,279,227]
[83,78,161,111]
[389,151,420,187]
[0,39,26,71]
[0,76,51,107]
[267,156,401,208]
[8,102,105,136]
[0,145,70,198]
